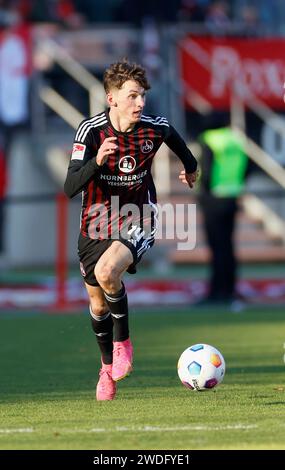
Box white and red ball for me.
[177,344,226,391]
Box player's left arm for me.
[164,125,199,189]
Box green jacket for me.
[200,127,248,197]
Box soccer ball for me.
[177,344,226,391]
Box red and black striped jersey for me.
[64,110,197,239]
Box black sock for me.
[90,306,113,365]
[104,283,129,342]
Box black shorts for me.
[78,230,155,287]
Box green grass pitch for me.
[0,307,285,450]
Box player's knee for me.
[95,263,119,290]
[90,301,108,317]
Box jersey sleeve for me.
[164,125,198,174]
[64,120,101,198]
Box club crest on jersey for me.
[141,139,153,153]
[71,143,86,160]
[119,156,136,173]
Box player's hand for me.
[96,137,118,166]
[179,169,199,189]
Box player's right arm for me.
[64,127,117,198]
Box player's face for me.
[110,80,146,123]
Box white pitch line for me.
[89,424,258,433]
[0,424,256,436]
[0,428,34,434]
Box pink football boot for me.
[112,338,133,381]
[96,362,116,401]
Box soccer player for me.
[64,60,198,401]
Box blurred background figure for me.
[0,1,32,257]
[0,13,30,149]
[238,5,260,36]
[197,116,249,304]
[204,0,231,35]
[27,0,85,29]
[176,0,208,22]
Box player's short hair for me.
[103,59,151,93]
